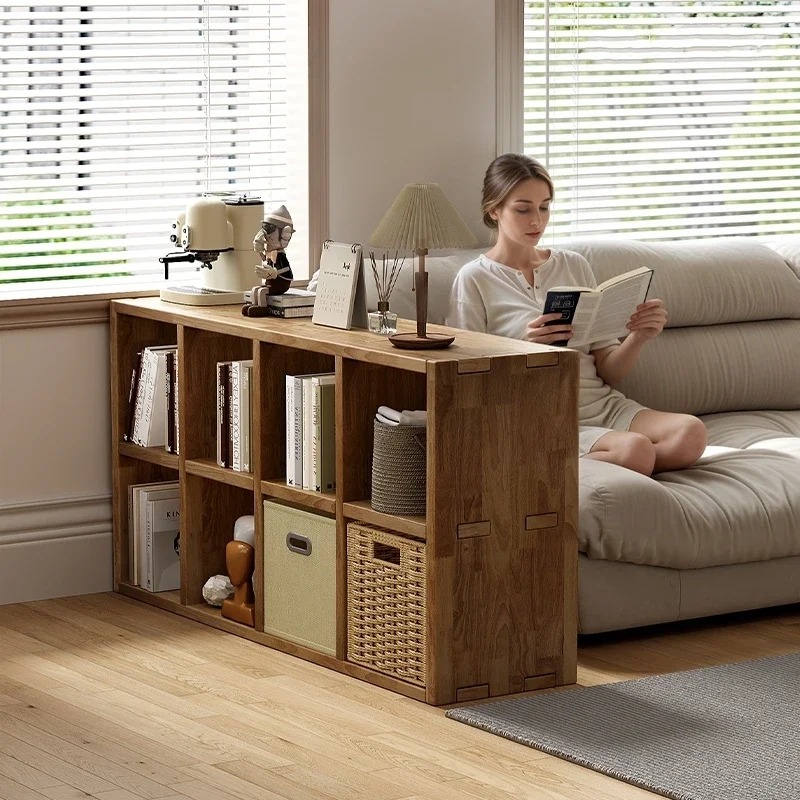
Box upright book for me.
[543,266,654,347]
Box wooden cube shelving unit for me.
[110,297,579,705]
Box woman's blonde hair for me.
[481,153,554,230]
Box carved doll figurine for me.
[242,204,295,317]
[220,539,255,626]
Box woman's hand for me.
[626,299,667,344]
[525,313,573,345]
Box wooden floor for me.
[1,595,799,800]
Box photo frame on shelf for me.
[311,241,368,330]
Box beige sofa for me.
[364,236,800,634]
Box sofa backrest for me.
[565,238,800,415]
[364,235,800,416]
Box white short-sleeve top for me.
[445,250,622,421]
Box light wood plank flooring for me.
[1,593,798,800]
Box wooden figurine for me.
[221,539,255,626]
[242,204,294,317]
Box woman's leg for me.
[583,431,657,476]
[628,409,708,473]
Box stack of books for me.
[285,372,336,491]
[125,344,179,452]
[263,288,316,318]
[127,480,180,592]
[216,359,253,471]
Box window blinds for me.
[1,1,290,291]
[524,2,800,241]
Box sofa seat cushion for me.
[578,410,800,570]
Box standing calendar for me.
[312,241,368,330]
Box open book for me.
[542,266,654,347]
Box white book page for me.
[567,293,602,346]
[589,273,652,342]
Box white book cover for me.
[137,346,176,447]
[231,362,241,471]
[147,496,181,592]
[311,374,335,492]
[302,377,314,490]
[242,364,252,472]
[131,481,178,586]
[139,486,179,591]
[231,360,253,472]
[292,376,304,486]
[131,349,152,445]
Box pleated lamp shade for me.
[369,183,478,251]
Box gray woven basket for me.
[371,420,427,516]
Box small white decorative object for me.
[203,574,235,607]
[311,241,369,330]
[234,514,255,547]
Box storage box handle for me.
[286,532,312,556]
[372,541,401,567]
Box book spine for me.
[144,499,153,591]
[231,362,241,471]
[146,352,170,448]
[217,363,225,467]
[285,374,295,485]
[131,349,152,445]
[302,377,313,490]
[312,378,321,491]
[265,305,314,318]
[241,365,251,473]
[124,350,143,442]
[293,376,303,486]
[174,353,180,455]
[128,485,136,584]
[319,382,336,492]
[165,351,175,453]
[228,368,233,471]
[139,349,160,446]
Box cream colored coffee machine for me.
[159,193,264,306]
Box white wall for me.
[0,324,113,604]
[0,2,497,604]
[329,0,496,247]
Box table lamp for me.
[369,183,478,349]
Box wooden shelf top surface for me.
[111,297,561,373]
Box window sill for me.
[0,279,310,331]
[0,284,161,331]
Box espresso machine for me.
[159,192,264,306]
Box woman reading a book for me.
[445,153,707,476]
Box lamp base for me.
[388,332,455,350]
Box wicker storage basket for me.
[370,420,426,516]
[346,522,426,686]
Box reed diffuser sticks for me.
[369,250,405,305]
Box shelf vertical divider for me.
[252,338,265,631]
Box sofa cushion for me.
[578,410,800,570]
[612,320,800,416]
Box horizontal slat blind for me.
[524,1,800,241]
[0,1,289,290]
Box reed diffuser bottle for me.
[367,251,402,335]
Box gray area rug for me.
[446,653,800,800]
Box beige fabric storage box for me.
[346,522,426,686]
[263,501,336,655]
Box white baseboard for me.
[0,494,113,605]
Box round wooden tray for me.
[388,332,455,350]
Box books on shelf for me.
[265,305,314,318]
[266,288,316,308]
[286,371,336,491]
[217,359,254,471]
[125,344,179,451]
[542,266,654,347]
[128,480,180,592]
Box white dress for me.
[445,251,648,456]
